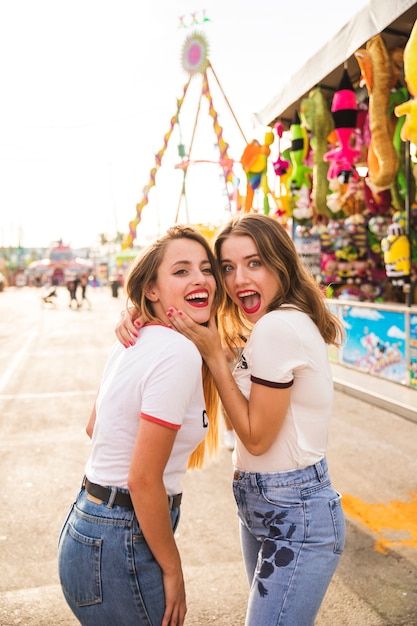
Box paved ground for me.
[0,286,416,625]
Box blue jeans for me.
[233,457,345,626]
[58,486,180,625]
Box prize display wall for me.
[255,0,417,390]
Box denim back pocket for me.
[58,522,103,607]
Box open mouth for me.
[237,290,261,314]
[185,290,209,308]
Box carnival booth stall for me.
[254,0,417,391]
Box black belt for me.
[84,478,182,510]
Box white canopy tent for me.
[254,0,417,128]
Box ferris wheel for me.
[123,27,248,249]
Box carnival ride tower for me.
[123,31,247,249]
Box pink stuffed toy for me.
[324,70,361,182]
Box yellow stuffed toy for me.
[394,19,417,144]
[381,222,411,285]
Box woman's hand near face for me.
[115,306,142,348]
[166,307,223,365]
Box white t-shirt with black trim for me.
[232,307,333,472]
[85,325,207,494]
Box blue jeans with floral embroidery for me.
[232,457,345,626]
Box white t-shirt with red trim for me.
[232,307,334,472]
[85,325,207,494]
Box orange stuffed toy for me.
[241,131,275,213]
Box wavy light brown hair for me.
[213,213,345,355]
[125,224,224,469]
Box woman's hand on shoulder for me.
[115,306,143,348]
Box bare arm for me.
[128,419,186,626]
[115,306,141,348]
[86,402,97,438]
[167,308,290,455]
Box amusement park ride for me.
[26,242,93,285]
[122,25,282,249]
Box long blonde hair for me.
[126,225,224,469]
[213,214,345,355]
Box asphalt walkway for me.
[0,286,416,625]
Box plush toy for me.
[345,214,368,259]
[394,20,417,144]
[355,102,369,164]
[286,112,312,220]
[292,185,313,222]
[300,87,334,217]
[326,178,348,219]
[321,252,339,284]
[390,86,411,209]
[363,178,392,215]
[288,112,312,192]
[368,215,391,240]
[272,123,290,176]
[323,70,361,183]
[335,246,358,279]
[271,123,292,217]
[326,176,365,219]
[355,35,398,190]
[241,131,275,213]
[381,222,411,285]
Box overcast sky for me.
[0,0,367,249]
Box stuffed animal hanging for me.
[272,123,291,216]
[300,86,334,217]
[355,35,398,190]
[288,112,312,191]
[241,131,275,213]
[395,20,417,144]
[285,112,312,221]
[272,122,290,176]
[323,69,361,183]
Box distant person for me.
[58,225,223,625]
[91,274,99,287]
[67,278,80,309]
[42,282,57,305]
[110,275,120,298]
[79,274,91,309]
